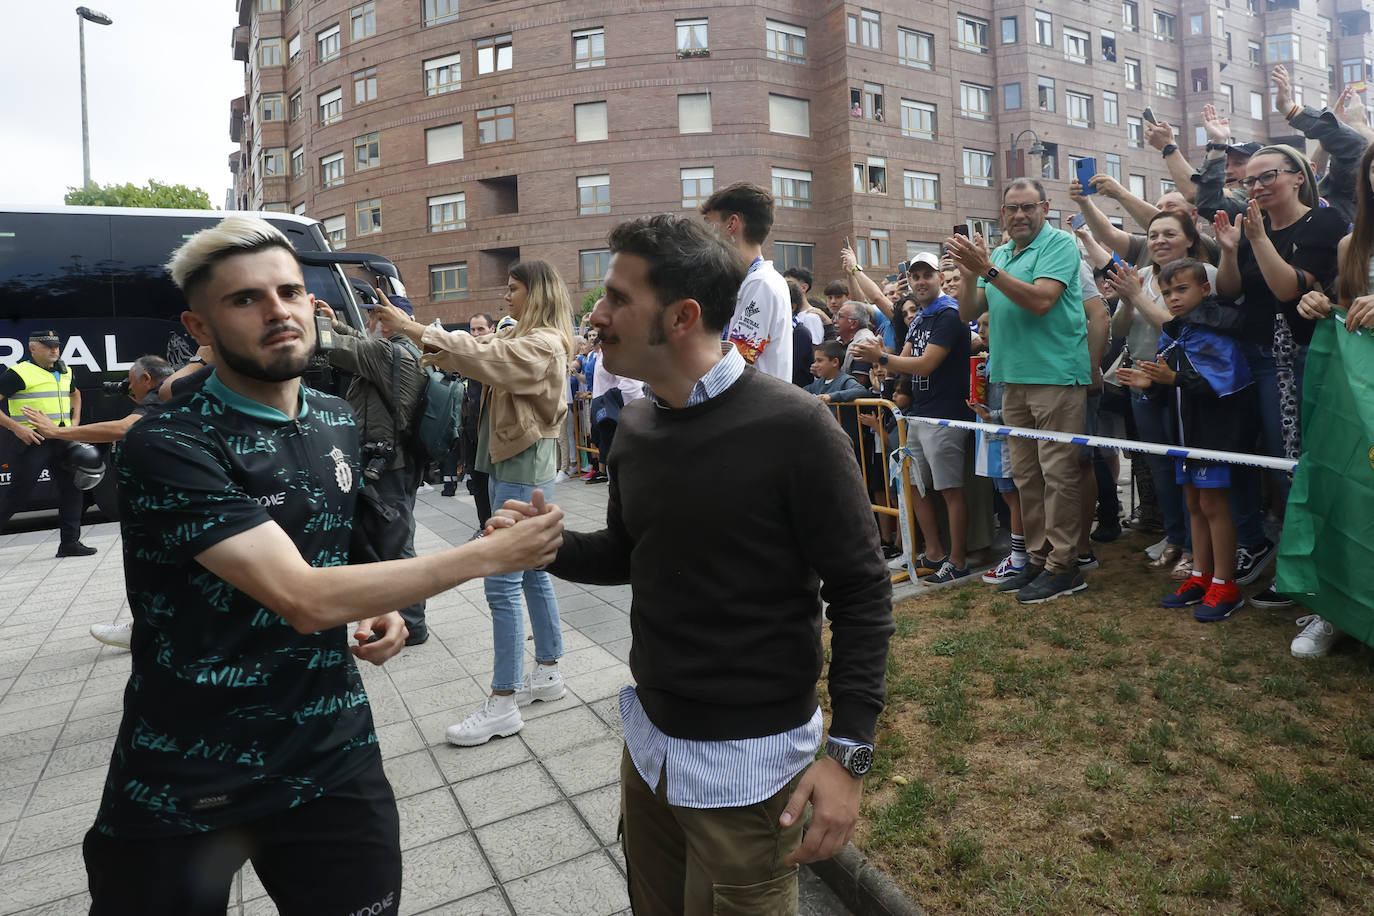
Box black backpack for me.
[379,341,466,463]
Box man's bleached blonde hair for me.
[165,215,297,304]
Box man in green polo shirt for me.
[947,177,1091,603]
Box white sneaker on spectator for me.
[981,555,1023,585]
[1144,537,1170,562]
[446,695,523,746]
[417,481,435,495]
[1291,615,1342,659]
[554,470,570,483]
[90,621,132,649]
[514,665,566,706]
[886,554,908,571]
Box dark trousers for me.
[84,760,401,916]
[594,418,618,466]
[370,462,425,631]
[467,469,491,526]
[0,439,82,543]
[441,442,462,491]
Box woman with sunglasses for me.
[1214,145,1345,591]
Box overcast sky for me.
[1,2,242,207]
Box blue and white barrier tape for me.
[898,414,1298,473]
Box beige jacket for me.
[419,324,568,464]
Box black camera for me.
[103,378,131,395]
[361,440,395,481]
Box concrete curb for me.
[809,843,926,916]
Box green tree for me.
[581,286,604,316]
[64,180,215,210]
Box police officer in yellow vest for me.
[0,330,96,556]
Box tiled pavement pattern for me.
[0,480,852,915]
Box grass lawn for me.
[846,531,1374,915]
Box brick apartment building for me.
[227,0,1369,325]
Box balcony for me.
[232,25,249,62]
[229,96,246,143]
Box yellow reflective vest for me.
[6,360,73,427]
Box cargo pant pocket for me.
[711,867,798,916]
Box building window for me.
[424,52,461,95]
[1249,90,1264,119]
[1101,29,1117,61]
[262,147,285,177]
[1037,77,1056,112]
[903,170,939,210]
[576,174,611,215]
[768,94,810,136]
[766,20,806,63]
[320,152,344,188]
[353,67,377,104]
[291,146,304,177]
[963,148,994,187]
[854,158,887,195]
[317,25,340,63]
[677,93,712,134]
[960,82,991,119]
[424,0,460,28]
[351,2,375,40]
[287,33,301,62]
[1064,27,1089,63]
[1001,16,1018,43]
[580,249,611,288]
[900,99,935,139]
[861,83,884,120]
[1124,57,1140,89]
[323,215,346,247]
[1266,34,1299,62]
[477,105,515,144]
[771,167,812,208]
[957,15,988,53]
[1190,13,1204,35]
[1122,0,1138,31]
[773,242,814,273]
[477,34,512,73]
[676,18,708,57]
[1103,90,1119,124]
[289,91,302,121]
[430,263,468,300]
[1154,9,1175,41]
[354,131,379,170]
[259,38,283,67]
[260,0,280,10]
[1160,178,1177,195]
[856,8,881,48]
[1156,66,1178,98]
[293,202,306,215]
[1067,91,1093,127]
[318,88,342,126]
[1035,10,1053,45]
[1248,40,1262,67]
[862,230,889,268]
[1220,83,1234,112]
[1126,116,1143,148]
[425,123,463,163]
[897,28,932,68]
[261,93,285,121]
[1128,174,1147,199]
[428,192,466,231]
[356,198,381,235]
[574,27,605,68]
[1038,141,1060,179]
[1003,83,1021,110]
[575,101,608,141]
[1105,153,1122,181]
[680,167,714,209]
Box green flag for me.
[1275,316,1374,647]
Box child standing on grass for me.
[1118,259,1257,622]
[969,313,1027,585]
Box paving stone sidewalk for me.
[0,479,852,915]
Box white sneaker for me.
[513,665,566,707]
[1291,615,1342,659]
[417,481,435,494]
[981,555,1023,585]
[90,621,132,649]
[886,554,908,571]
[554,470,570,483]
[446,695,523,746]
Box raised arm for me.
[1146,119,1199,203]
[1070,178,1134,256]
[841,247,894,318]
[947,232,1065,317]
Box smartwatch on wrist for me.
[1161,143,1178,158]
[824,739,874,778]
[984,266,1000,282]
[878,353,889,366]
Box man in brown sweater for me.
[495,215,893,914]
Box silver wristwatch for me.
[824,739,874,778]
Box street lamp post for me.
[1008,129,1046,180]
[76,6,114,189]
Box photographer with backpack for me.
[316,284,433,646]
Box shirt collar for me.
[648,342,745,409]
[204,371,310,423]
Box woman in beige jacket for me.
[375,260,576,746]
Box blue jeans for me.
[1131,392,1191,549]
[1229,342,1306,548]
[485,476,564,692]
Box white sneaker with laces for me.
[446,694,524,746]
[514,665,566,707]
[554,470,570,483]
[90,621,132,649]
[981,555,1023,585]
[886,554,908,571]
[1291,615,1342,659]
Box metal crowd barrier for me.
[571,392,598,469]
[827,398,915,585]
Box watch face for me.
[850,745,874,776]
